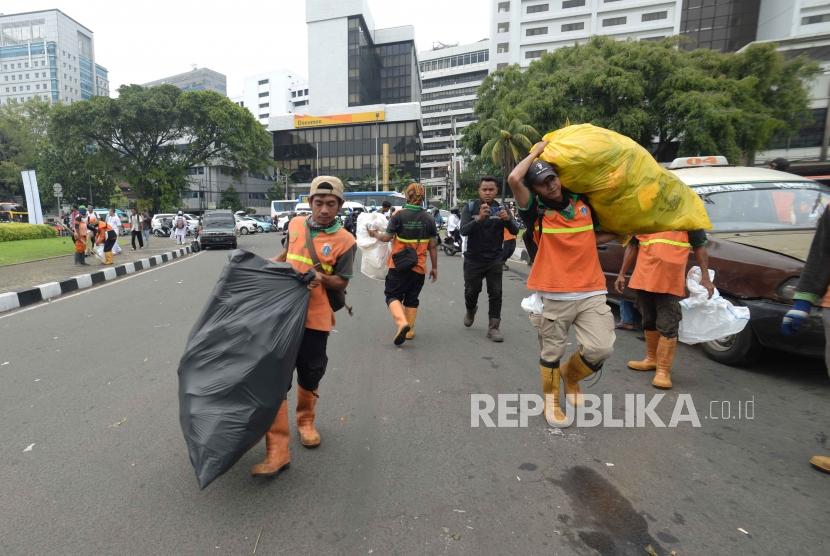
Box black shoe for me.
[464,308,476,327]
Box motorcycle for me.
[441,230,462,256]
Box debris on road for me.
[606,462,615,467]
[738,527,750,536]
[109,418,127,428]
[23,443,35,452]
[1,361,9,366]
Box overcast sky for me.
[1,0,491,98]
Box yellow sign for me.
[294,111,385,128]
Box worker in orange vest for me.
[250,176,356,478]
[95,219,117,265]
[507,141,619,427]
[615,231,714,389]
[72,206,89,266]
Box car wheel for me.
[701,324,762,366]
[240,227,249,235]
[257,226,264,233]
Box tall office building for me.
[237,70,307,126]
[143,67,227,96]
[419,40,490,199]
[270,0,421,190]
[0,9,109,105]
[490,0,681,70]
[757,0,830,41]
[679,0,760,52]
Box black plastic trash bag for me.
[178,250,311,489]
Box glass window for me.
[497,43,509,53]
[526,27,548,36]
[498,22,510,33]
[498,2,510,13]
[562,0,585,7]
[602,16,627,26]
[642,11,668,22]
[527,3,548,14]
[562,21,585,32]
[525,50,545,59]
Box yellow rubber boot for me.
[628,330,660,371]
[388,300,411,346]
[296,387,321,448]
[250,401,291,477]
[404,307,417,340]
[652,336,678,389]
[540,364,568,427]
[562,352,595,407]
[104,251,114,265]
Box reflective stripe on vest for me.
[396,237,431,244]
[286,252,333,273]
[526,198,606,293]
[628,231,690,297]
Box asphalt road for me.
[0,232,827,555]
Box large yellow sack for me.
[539,124,711,234]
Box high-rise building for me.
[679,0,761,52]
[142,67,227,96]
[418,40,490,201]
[757,0,830,42]
[270,0,421,192]
[0,9,109,105]
[238,70,307,126]
[490,0,682,70]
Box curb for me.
[0,243,196,314]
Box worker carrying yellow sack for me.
[538,124,711,235]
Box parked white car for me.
[235,216,258,235]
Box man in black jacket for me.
[781,204,830,474]
[460,176,520,341]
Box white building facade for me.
[419,40,490,200]
[238,70,307,126]
[0,9,109,105]
[490,0,682,70]
[758,0,830,41]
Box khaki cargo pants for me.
[529,294,616,366]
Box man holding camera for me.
[460,176,520,342]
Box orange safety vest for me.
[95,221,113,244]
[526,197,606,293]
[286,216,355,332]
[628,231,691,297]
[388,210,433,275]
[503,227,517,241]
[74,219,88,253]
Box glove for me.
[781,299,812,336]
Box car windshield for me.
[697,182,830,232]
[203,216,234,228]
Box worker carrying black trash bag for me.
[178,250,312,489]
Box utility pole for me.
[451,115,458,207]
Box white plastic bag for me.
[679,266,750,344]
[356,212,390,280]
[94,244,104,258]
[112,242,122,255]
[521,292,544,315]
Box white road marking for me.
[0,252,203,320]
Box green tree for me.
[219,185,243,212]
[465,36,818,165]
[48,84,273,212]
[0,99,52,199]
[478,109,540,202]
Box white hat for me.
[178,211,183,215]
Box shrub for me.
[0,223,59,242]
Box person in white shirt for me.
[106,208,121,235]
[129,208,144,249]
[173,211,188,245]
[446,208,461,244]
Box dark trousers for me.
[464,258,503,319]
[290,328,329,392]
[636,290,683,338]
[131,230,144,249]
[103,231,117,252]
[501,239,517,263]
[384,268,426,308]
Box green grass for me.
[0,236,131,266]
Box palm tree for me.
[479,110,541,202]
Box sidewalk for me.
[0,235,194,295]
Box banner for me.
[294,111,385,128]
